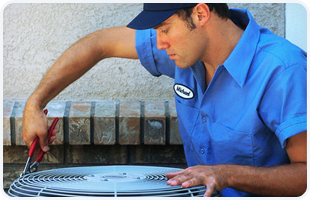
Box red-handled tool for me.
[20,109,59,177]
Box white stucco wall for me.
[4,3,175,101]
[3,3,286,101]
[285,3,307,51]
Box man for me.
[21,3,307,197]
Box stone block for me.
[169,101,182,145]
[3,145,63,164]
[66,145,127,164]
[3,146,27,164]
[69,102,91,145]
[14,102,26,145]
[40,145,64,164]
[119,101,140,145]
[94,101,116,145]
[144,101,166,145]
[3,101,14,146]
[13,101,67,146]
[45,101,66,145]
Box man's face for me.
[153,13,207,69]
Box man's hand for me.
[21,101,57,153]
[166,165,228,197]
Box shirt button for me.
[202,117,207,123]
[199,148,205,154]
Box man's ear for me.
[194,3,210,26]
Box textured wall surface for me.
[3,3,285,101]
[228,3,285,37]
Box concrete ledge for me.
[3,101,14,146]
[3,100,182,146]
[69,101,92,145]
[119,101,141,145]
[144,101,166,145]
[94,101,116,145]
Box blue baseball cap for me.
[127,3,198,30]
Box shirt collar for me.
[223,9,261,88]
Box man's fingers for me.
[167,172,193,186]
[49,136,57,144]
[166,170,184,179]
[30,139,41,155]
[38,132,50,152]
[51,128,58,136]
[204,182,216,197]
[22,134,36,149]
[48,128,58,143]
[182,177,203,188]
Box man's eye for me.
[161,30,168,34]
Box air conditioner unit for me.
[8,165,219,197]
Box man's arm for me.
[22,26,137,152]
[166,131,307,197]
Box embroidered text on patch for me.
[174,84,194,99]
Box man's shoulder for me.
[256,30,307,69]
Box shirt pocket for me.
[175,99,200,149]
[209,122,254,166]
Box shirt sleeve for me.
[258,63,307,148]
[135,29,176,79]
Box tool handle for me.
[28,137,38,157]
[28,110,49,157]
[35,117,59,163]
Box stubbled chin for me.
[175,63,190,69]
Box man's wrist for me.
[26,94,46,111]
[215,164,240,189]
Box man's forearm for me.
[223,163,307,196]
[27,26,137,108]
[28,31,106,108]
[166,162,306,197]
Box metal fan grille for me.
[8,165,209,197]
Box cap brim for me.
[127,9,178,30]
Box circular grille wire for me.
[8,165,208,197]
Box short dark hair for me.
[206,3,230,19]
[176,3,229,30]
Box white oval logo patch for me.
[174,84,194,99]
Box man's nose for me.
[157,35,170,50]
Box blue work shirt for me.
[135,9,307,197]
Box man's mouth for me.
[168,54,176,59]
